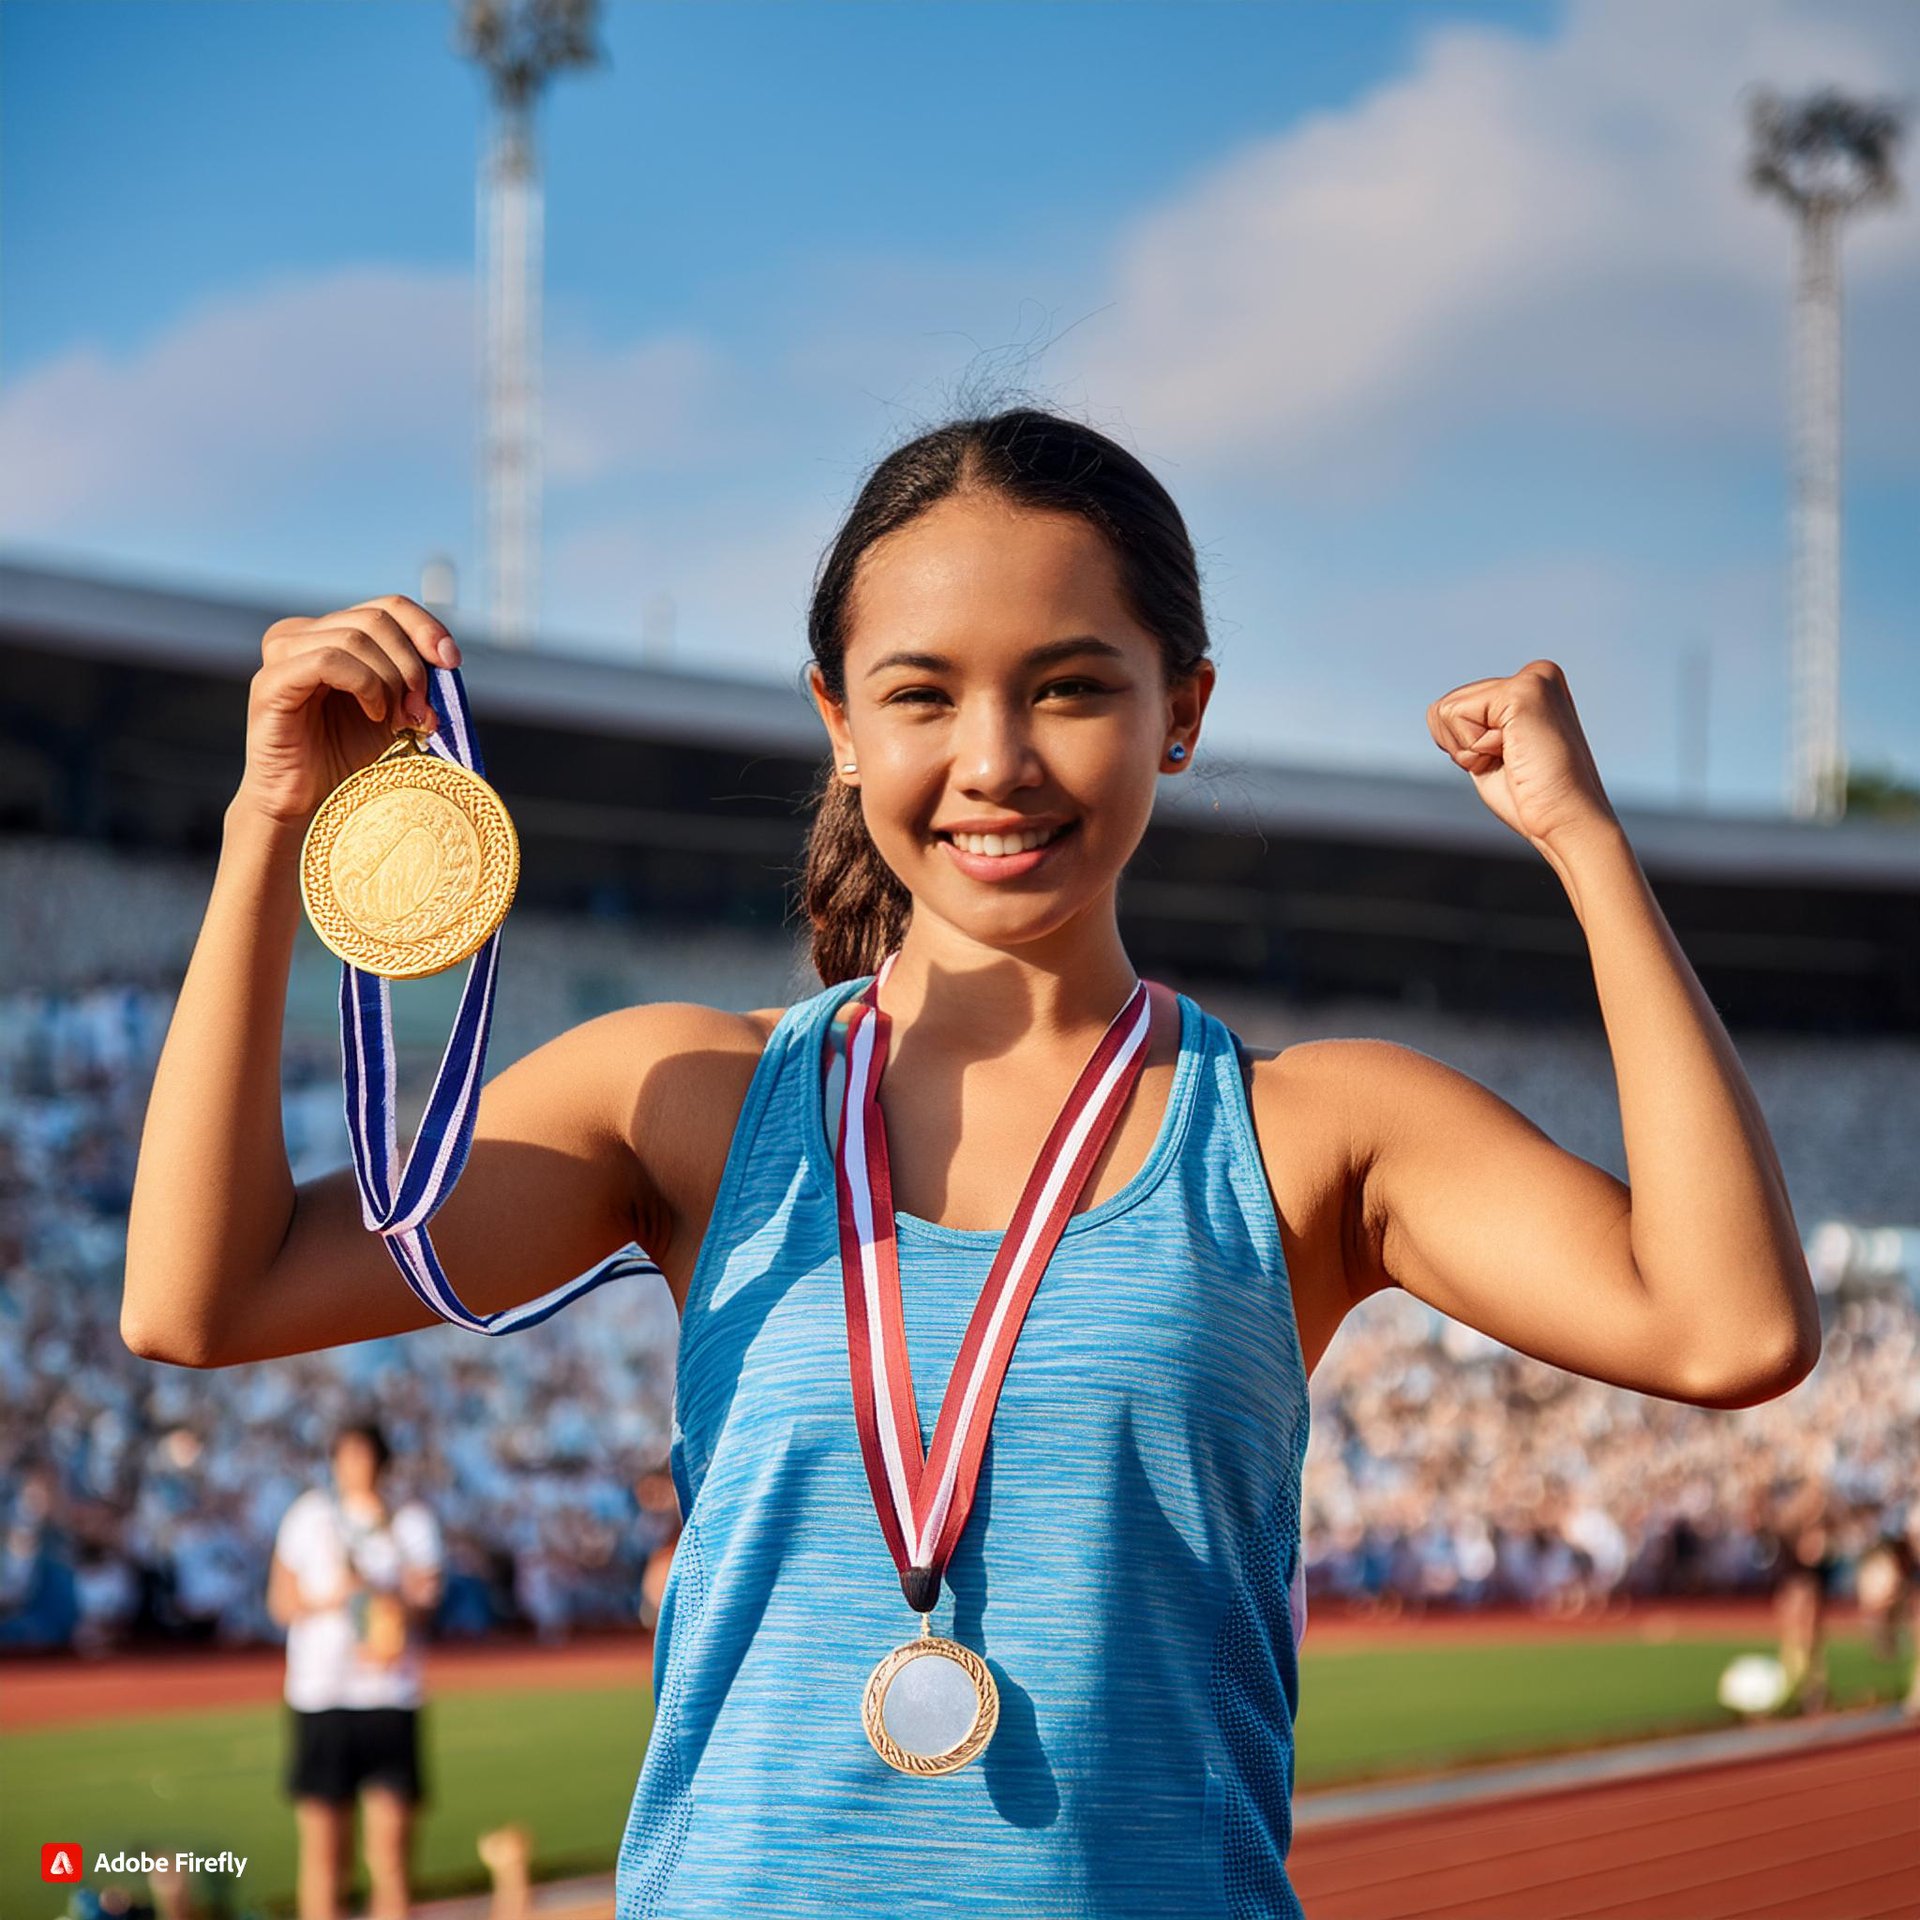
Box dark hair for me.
[796,406,1212,986]
[332,1417,392,1475]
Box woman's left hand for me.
[1427,660,1620,851]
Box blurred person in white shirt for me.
[268,1417,442,1920]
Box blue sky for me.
[4,0,1915,814]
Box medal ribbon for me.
[833,949,1169,1609]
[338,664,659,1335]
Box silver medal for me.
[862,1624,1000,1776]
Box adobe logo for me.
[42,1844,85,1883]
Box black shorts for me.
[286,1705,428,1807]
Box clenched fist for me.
[1428,660,1620,852]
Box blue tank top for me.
[615,974,1312,1919]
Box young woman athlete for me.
[123,408,1822,1918]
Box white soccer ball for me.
[1718,1652,1791,1715]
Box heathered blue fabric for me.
[614,973,1312,1919]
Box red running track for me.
[1289,1720,1920,1920]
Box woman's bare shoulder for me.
[586,999,790,1144]
[588,999,786,1044]
[561,998,788,1086]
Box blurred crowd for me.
[1302,1283,1919,1615]
[2,976,1916,1655]
[1,979,682,1654]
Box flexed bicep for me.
[1334,1039,1712,1402]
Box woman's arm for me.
[120,597,674,1368]
[121,796,321,1365]
[1334,662,1820,1409]
[121,787,691,1359]
[122,790,660,1366]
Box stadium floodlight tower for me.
[1745,86,1905,823]
[457,0,604,649]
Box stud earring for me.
[1166,742,1187,763]
[841,762,857,774]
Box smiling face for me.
[810,490,1212,956]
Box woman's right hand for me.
[233,593,461,827]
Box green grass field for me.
[4,1631,1910,1920]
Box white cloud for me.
[1074,0,1920,497]
[0,266,473,535]
[0,266,752,537]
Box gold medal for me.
[299,726,519,979]
[862,1615,1000,1776]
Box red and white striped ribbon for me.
[833,949,1167,1600]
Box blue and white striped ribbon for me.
[336,661,660,1335]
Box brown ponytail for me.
[798,762,913,988]
[793,406,1211,987]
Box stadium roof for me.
[5,553,1915,889]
